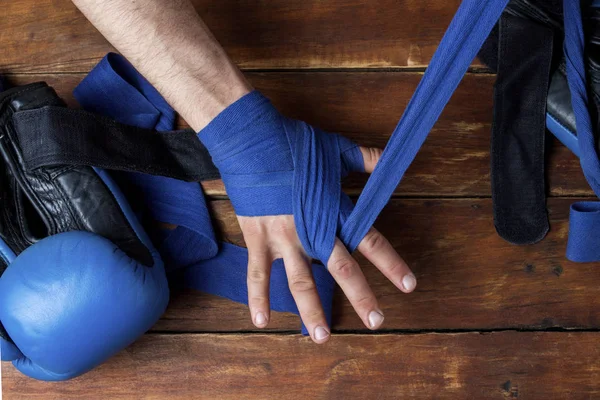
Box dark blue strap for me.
[75,54,334,334]
[563,0,600,262]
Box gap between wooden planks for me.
[4,1,599,398]
[1,0,478,73]
[4,332,600,399]
[158,198,600,333]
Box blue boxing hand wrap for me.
[199,92,364,264]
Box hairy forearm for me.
[72,0,252,131]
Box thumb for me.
[359,146,383,173]
[336,133,382,174]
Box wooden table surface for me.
[2,1,600,399]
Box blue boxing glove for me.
[0,82,169,380]
[0,231,168,381]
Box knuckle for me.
[354,295,376,309]
[269,216,298,242]
[270,218,292,233]
[240,218,265,238]
[384,263,401,274]
[288,274,316,294]
[329,257,356,280]
[362,230,385,254]
[302,308,325,322]
[249,295,268,305]
[247,268,269,284]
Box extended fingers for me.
[282,246,330,344]
[247,247,272,328]
[268,216,330,343]
[357,228,416,293]
[327,239,384,330]
[241,215,330,343]
[239,216,273,329]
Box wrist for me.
[181,60,253,131]
[197,91,295,216]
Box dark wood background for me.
[2,1,599,399]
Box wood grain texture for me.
[4,72,589,197]
[158,198,600,333]
[3,0,591,397]
[4,332,600,399]
[0,0,484,73]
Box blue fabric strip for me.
[198,91,364,264]
[340,0,510,251]
[564,2,600,197]
[196,0,508,267]
[566,202,600,262]
[563,0,600,263]
[75,54,335,334]
[546,112,581,157]
[74,0,524,331]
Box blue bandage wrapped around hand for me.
[75,55,336,335]
[199,91,364,264]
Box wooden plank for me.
[0,0,483,73]
[4,332,600,399]
[158,198,600,333]
[5,72,589,197]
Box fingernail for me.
[368,310,385,329]
[314,326,330,341]
[402,274,417,292]
[255,312,267,327]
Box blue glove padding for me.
[199,92,364,264]
[0,170,168,381]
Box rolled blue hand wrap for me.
[199,92,364,263]
[74,54,335,334]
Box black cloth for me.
[491,12,553,244]
[11,106,220,182]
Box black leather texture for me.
[480,0,600,149]
[546,8,600,147]
[0,83,153,267]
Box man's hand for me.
[72,0,417,344]
[239,146,416,343]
